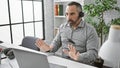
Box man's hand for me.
[63,44,80,61]
[35,39,51,52]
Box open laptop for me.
[13,48,67,68]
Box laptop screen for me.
[13,48,67,68]
[13,49,50,68]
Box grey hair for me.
[67,1,82,12]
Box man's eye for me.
[65,13,68,16]
[70,13,74,15]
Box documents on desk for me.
[0,43,97,68]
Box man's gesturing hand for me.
[35,39,51,52]
[63,44,80,61]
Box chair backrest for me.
[20,36,40,51]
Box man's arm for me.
[63,27,99,64]
[77,27,99,64]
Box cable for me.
[6,57,14,68]
[1,57,7,59]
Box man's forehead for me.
[65,5,78,13]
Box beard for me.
[67,19,77,25]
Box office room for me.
[0,0,120,68]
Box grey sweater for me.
[51,20,99,64]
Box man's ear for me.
[79,12,84,18]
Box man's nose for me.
[66,15,71,20]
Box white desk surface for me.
[0,43,97,68]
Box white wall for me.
[43,0,54,44]
[104,0,120,24]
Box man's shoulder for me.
[84,22,95,30]
[59,22,68,28]
[83,21,97,34]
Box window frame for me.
[0,0,45,45]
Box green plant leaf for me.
[83,0,120,45]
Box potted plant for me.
[111,18,120,25]
[83,0,120,45]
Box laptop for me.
[13,48,67,68]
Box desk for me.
[1,58,19,68]
[0,43,97,68]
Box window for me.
[0,0,45,45]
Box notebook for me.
[13,48,67,68]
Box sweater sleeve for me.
[77,27,99,64]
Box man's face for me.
[65,5,80,25]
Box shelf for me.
[54,0,70,3]
[55,16,65,18]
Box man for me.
[36,1,99,65]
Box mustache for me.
[67,20,74,23]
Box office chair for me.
[20,36,40,51]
